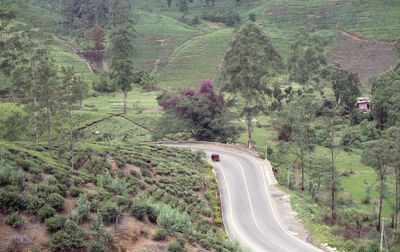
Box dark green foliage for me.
[70,187,84,197]
[155,81,239,142]
[26,195,45,213]
[0,187,25,212]
[220,22,283,147]
[202,10,241,26]
[47,193,64,211]
[1,112,28,141]
[131,199,148,220]
[50,230,70,251]
[45,215,66,233]
[168,241,187,252]
[116,195,132,212]
[152,228,168,241]
[330,64,360,109]
[0,161,25,186]
[38,205,56,221]
[54,169,70,187]
[89,241,107,252]
[100,201,119,223]
[5,211,24,228]
[371,61,400,129]
[249,13,256,22]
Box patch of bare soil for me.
[61,196,76,215]
[106,155,119,172]
[329,31,399,87]
[112,216,165,252]
[0,213,48,252]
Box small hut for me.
[356,97,371,112]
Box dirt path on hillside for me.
[339,30,397,44]
[54,36,96,74]
[56,37,95,73]
[116,115,150,132]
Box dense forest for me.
[0,0,400,251]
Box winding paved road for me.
[172,144,323,252]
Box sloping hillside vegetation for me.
[0,141,240,251]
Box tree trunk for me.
[301,153,305,191]
[247,111,253,149]
[377,173,384,231]
[79,98,83,118]
[69,103,74,170]
[331,166,336,221]
[46,101,51,151]
[29,50,38,143]
[246,100,253,149]
[396,169,399,229]
[123,90,127,114]
[330,125,336,221]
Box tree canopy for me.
[220,21,283,148]
[155,80,239,142]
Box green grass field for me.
[157,28,233,89]
[83,89,160,112]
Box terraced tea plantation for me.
[0,141,240,251]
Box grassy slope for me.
[0,141,234,251]
[157,28,233,89]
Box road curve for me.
[171,144,323,252]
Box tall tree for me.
[287,28,327,91]
[389,126,400,229]
[91,24,104,51]
[330,64,360,109]
[155,80,239,142]
[35,50,59,150]
[362,139,394,231]
[220,22,283,148]
[61,67,88,169]
[323,112,341,221]
[290,94,317,191]
[108,0,135,114]
[371,61,400,129]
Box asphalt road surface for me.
[173,144,323,252]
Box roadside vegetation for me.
[0,0,399,251]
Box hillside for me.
[0,141,240,251]
[1,0,400,251]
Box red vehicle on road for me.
[211,154,220,162]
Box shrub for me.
[116,195,132,212]
[38,205,56,221]
[168,242,187,252]
[100,201,119,223]
[50,230,70,251]
[147,205,158,223]
[131,200,148,220]
[72,194,90,224]
[89,241,107,252]
[70,187,84,197]
[5,211,24,228]
[0,187,25,212]
[54,169,70,187]
[45,215,66,233]
[26,195,45,213]
[47,193,64,211]
[152,228,168,241]
[69,226,88,248]
[0,161,25,186]
[155,203,191,233]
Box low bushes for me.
[152,228,168,241]
[5,212,24,228]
